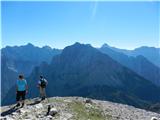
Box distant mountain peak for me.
[72,42,91,48]
[101,43,110,48]
[74,42,82,45]
[72,42,92,47]
[26,43,34,47]
[63,42,93,51]
[42,45,52,50]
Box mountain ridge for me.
[101,43,160,67]
[100,45,160,86]
[27,43,160,110]
[2,42,160,112]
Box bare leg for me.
[40,87,44,100]
[21,100,25,107]
[41,88,46,100]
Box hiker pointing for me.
[38,75,48,101]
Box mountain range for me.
[103,44,160,67]
[1,43,61,76]
[100,44,160,86]
[1,43,160,112]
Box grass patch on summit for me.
[48,98,64,103]
[69,100,106,120]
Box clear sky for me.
[1,1,159,49]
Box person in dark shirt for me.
[37,75,48,101]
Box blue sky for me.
[1,1,159,49]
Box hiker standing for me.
[38,75,48,100]
[16,74,28,107]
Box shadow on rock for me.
[1,106,19,116]
[27,99,41,106]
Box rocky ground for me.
[1,97,160,120]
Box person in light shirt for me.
[16,74,28,107]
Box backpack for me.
[40,79,46,88]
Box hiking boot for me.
[21,103,25,108]
[16,103,20,107]
[41,97,46,101]
[43,97,46,100]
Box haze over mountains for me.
[100,44,160,86]
[1,42,160,112]
[102,43,160,68]
[2,43,61,76]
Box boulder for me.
[85,99,92,104]
[151,117,159,120]
[49,108,58,116]
[35,103,43,109]
[47,115,53,119]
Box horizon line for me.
[1,42,160,50]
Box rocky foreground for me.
[1,97,160,120]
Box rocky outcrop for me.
[1,97,160,120]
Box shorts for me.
[16,91,26,101]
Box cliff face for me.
[1,97,160,120]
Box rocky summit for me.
[1,97,160,120]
